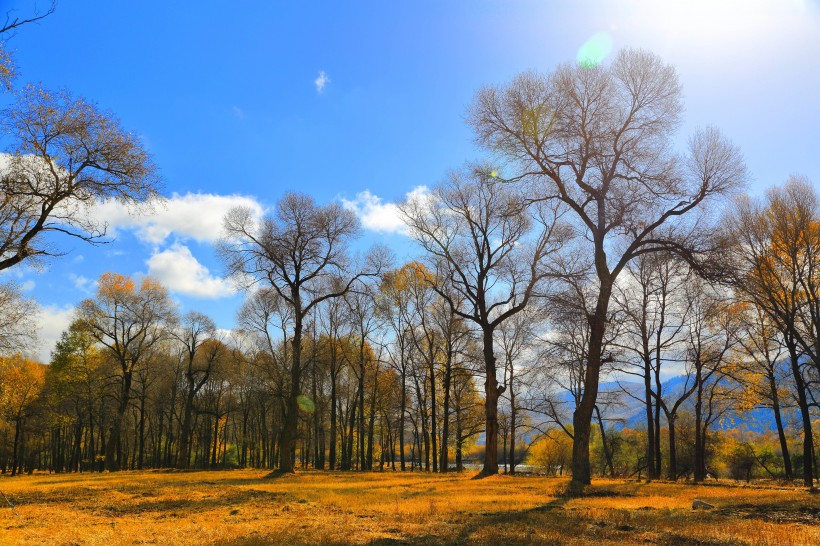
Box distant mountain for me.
[557,375,797,434]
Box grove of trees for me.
[1,35,819,492]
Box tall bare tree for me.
[174,312,225,469]
[469,49,746,490]
[220,192,385,473]
[401,166,567,476]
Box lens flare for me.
[296,395,316,413]
[577,32,613,68]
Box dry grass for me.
[1,470,819,545]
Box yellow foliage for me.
[0,354,45,420]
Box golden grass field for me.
[1,470,819,545]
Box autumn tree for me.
[48,320,108,472]
[221,192,386,473]
[76,273,177,471]
[0,355,45,475]
[469,49,746,490]
[378,262,429,470]
[728,303,794,480]
[723,177,819,487]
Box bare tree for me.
[401,166,567,476]
[220,192,386,473]
[0,86,161,272]
[469,49,746,490]
[174,312,225,469]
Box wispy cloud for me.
[69,273,95,295]
[314,70,330,93]
[231,106,246,120]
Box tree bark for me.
[479,327,503,477]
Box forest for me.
[1,36,819,495]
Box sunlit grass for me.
[1,470,818,544]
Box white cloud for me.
[20,280,35,291]
[69,273,95,295]
[146,243,237,299]
[340,186,429,234]
[232,106,246,120]
[314,70,330,93]
[90,192,265,245]
[35,304,75,363]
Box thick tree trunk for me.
[367,367,378,470]
[428,358,438,473]
[479,328,503,477]
[105,368,133,472]
[570,298,608,491]
[279,312,303,473]
[769,375,793,480]
[329,368,338,470]
[358,342,366,471]
[788,347,814,487]
[178,389,195,469]
[11,417,21,476]
[643,354,656,479]
[509,375,517,475]
[440,355,452,474]
[399,372,407,471]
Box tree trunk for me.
[479,327,503,477]
[440,354,452,474]
[358,341,366,471]
[643,354,656,479]
[137,387,147,470]
[399,370,407,471]
[667,413,678,480]
[769,375,793,480]
[279,311,303,473]
[509,374,517,475]
[105,368,133,472]
[11,416,21,476]
[329,368,338,470]
[570,292,608,491]
[694,375,705,483]
[788,346,814,487]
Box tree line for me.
[1,27,818,490]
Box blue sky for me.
[1,0,819,361]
